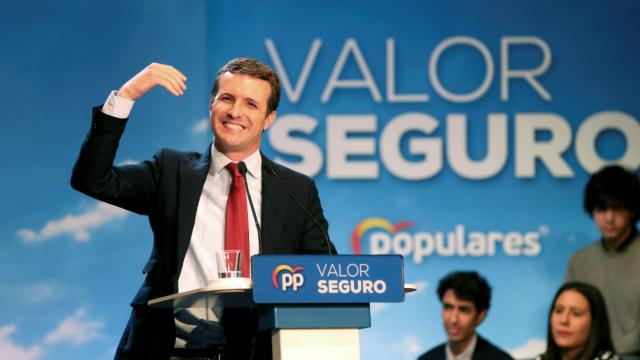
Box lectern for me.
[149,255,414,360]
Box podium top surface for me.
[404,283,417,293]
[148,279,417,307]
[148,278,252,307]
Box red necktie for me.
[224,163,250,277]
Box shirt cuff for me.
[101,90,135,119]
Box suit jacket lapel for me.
[471,335,486,360]
[176,146,211,275]
[260,155,289,253]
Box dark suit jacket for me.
[417,335,514,360]
[71,107,336,359]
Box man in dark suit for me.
[71,59,336,359]
[417,271,513,360]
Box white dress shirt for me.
[178,148,262,291]
[446,335,477,360]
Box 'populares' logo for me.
[351,217,414,254]
[351,217,544,262]
[272,265,305,291]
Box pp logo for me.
[272,265,305,291]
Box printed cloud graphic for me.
[191,117,209,134]
[17,202,128,243]
[117,159,140,166]
[0,325,42,360]
[414,280,428,293]
[508,338,546,359]
[44,308,104,346]
[0,310,105,360]
[390,334,421,356]
[370,302,389,316]
[0,281,60,306]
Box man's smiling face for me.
[210,72,275,160]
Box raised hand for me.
[117,63,187,100]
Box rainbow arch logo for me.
[351,217,415,254]
[271,264,304,288]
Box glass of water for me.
[216,250,242,278]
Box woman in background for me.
[536,282,619,360]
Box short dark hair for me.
[543,282,615,360]
[210,57,281,115]
[584,165,640,223]
[437,271,491,312]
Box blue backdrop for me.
[1,1,638,359]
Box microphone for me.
[264,162,334,255]
[237,161,263,253]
